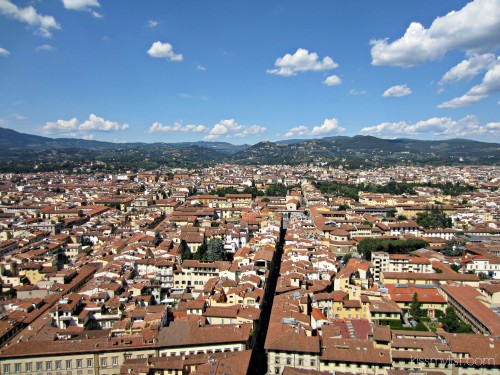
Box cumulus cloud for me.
[267,48,338,76]
[370,0,500,67]
[205,119,266,140]
[285,126,309,137]
[0,47,9,56]
[440,53,496,85]
[196,65,206,71]
[42,115,129,138]
[285,118,345,137]
[323,75,342,86]
[79,114,129,131]
[360,115,499,138]
[383,84,412,97]
[486,122,500,130]
[62,0,100,11]
[0,0,60,38]
[147,41,183,62]
[438,58,500,108]
[43,118,79,134]
[148,122,206,133]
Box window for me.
[76,359,82,368]
[286,358,291,365]
[275,357,280,364]
[100,358,107,367]
[87,359,93,368]
[56,361,62,370]
[36,362,43,372]
[25,363,32,373]
[310,359,316,367]
[298,358,304,366]
[3,364,10,374]
[274,367,280,374]
[112,357,118,366]
[66,360,72,369]
[14,363,21,373]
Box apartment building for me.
[371,252,432,281]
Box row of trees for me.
[208,183,295,198]
[315,180,476,201]
[357,238,427,259]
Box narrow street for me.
[247,225,285,375]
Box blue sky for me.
[0,0,499,144]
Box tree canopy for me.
[409,293,423,320]
[359,238,427,260]
[441,306,473,333]
[206,238,225,261]
[415,206,452,229]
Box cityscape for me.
[1,0,500,375]
[0,163,498,374]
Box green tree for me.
[358,238,427,260]
[441,306,460,332]
[342,253,353,264]
[181,251,193,260]
[450,264,461,273]
[194,243,207,260]
[409,293,423,320]
[265,183,288,197]
[415,206,452,229]
[206,238,225,261]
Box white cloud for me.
[62,0,100,11]
[79,114,129,131]
[147,41,183,62]
[35,44,55,52]
[205,119,266,140]
[82,134,95,140]
[370,0,500,67]
[323,75,342,86]
[285,118,345,138]
[91,11,102,18]
[348,89,367,95]
[438,58,500,108]
[148,122,206,133]
[383,84,412,97]
[0,0,60,38]
[14,114,27,120]
[267,48,338,76]
[486,122,500,130]
[43,114,129,138]
[43,118,79,134]
[0,47,9,56]
[197,65,206,71]
[440,53,496,85]
[360,115,499,138]
[310,118,345,135]
[285,126,309,137]
[147,20,159,28]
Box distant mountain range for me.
[0,127,498,172]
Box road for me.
[247,226,285,375]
